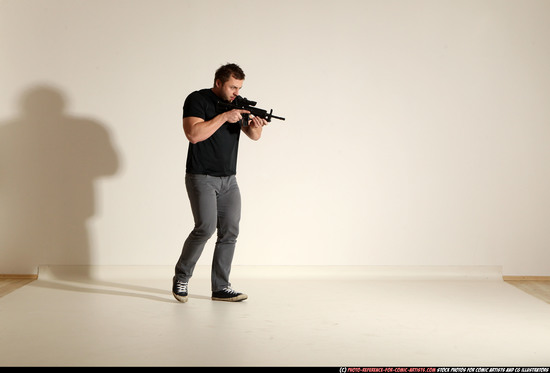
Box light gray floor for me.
[1,265,550,367]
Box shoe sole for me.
[211,294,248,302]
[172,292,188,303]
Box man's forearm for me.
[183,113,228,144]
[242,125,262,141]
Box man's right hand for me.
[224,109,250,123]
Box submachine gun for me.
[216,96,285,126]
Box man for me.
[173,63,267,303]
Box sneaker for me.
[212,287,248,302]
[172,281,189,303]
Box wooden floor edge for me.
[0,274,38,279]
[503,275,550,281]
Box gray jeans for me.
[174,174,241,291]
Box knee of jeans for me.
[218,225,239,241]
[193,223,216,239]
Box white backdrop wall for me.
[1,0,549,275]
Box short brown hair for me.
[214,63,245,86]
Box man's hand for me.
[224,109,250,123]
[249,115,268,128]
[241,115,266,141]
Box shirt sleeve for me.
[182,91,206,119]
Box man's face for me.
[215,76,243,102]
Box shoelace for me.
[175,282,188,293]
[222,286,238,295]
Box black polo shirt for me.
[182,88,241,176]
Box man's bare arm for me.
[183,109,249,144]
[241,116,267,141]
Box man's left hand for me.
[249,116,268,128]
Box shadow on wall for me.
[0,85,120,274]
